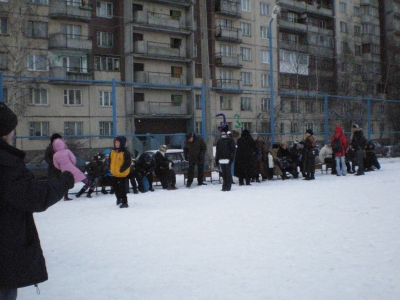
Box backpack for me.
[142,176,150,192]
[332,135,342,153]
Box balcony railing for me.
[49,33,92,51]
[215,53,242,68]
[49,66,93,83]
[215,26,242,43]
[134,101,188,115]
[215,0,241,18]
[49,0,93,22]
[134,71,187,86]
[214,79,242,91]
[134,41,186,59]
[133,11,190,31]
[146,0,195,6]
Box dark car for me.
[138,149,189,174]
[26,154,87,180]
[390,143,400,157]
[369,141,389,157]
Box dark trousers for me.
[355,150,365,174]
[113,177,129,205]
[187,161,204,185]
[160,170,176,189]
[305,154,315,178]
[0,288,17,300]
[220,163,232,191]
[324,158,337,174]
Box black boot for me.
[86,189,94,198]
[75,188,86,198]
[101,188,108,195]
[133,188,139,194]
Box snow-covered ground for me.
[19,158,400,300]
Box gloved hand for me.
[60,171,75,189]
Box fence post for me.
[0,72,3,103]
[201,84,206,140]
[112,78,117,137]
[324,94,329,143]
[367,97,371,141]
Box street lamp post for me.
[268,5,281,145]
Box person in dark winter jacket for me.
[0,103,74,299]
[44,133,71,200]
[234,129,258,185]
[290,143,303,175]
[134,153,155,192]
[277,142,299,178]
[184,132,207,187]
[129,159,139,194]
[110,136,132,208]
[154,145,177,190]
[351,124,367,176]
[215,125,236,191]
[75,153,108,198]
[252,134,267,182]
[331,125,348,176]
[346,144,356,173]
[99,149,115,194]
[301,129,317,180]
[364,141,381,171]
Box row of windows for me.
[218,70,270,86]
[29,121,114,137]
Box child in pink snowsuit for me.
[52,138,89,185]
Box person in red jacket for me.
[331,125,348,176]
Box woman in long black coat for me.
[0,103,74,298]
[234,129,258,185]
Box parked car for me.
[390,143,400,157]
[26,154,87,180]
[369,141,389,157]
[138,149,189,174]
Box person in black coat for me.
[154,145,177,190]
[300,129,317,180]
[351,124,367,176]
[134,153,155,192]
[234,129,258,185]
[0,103,74,299]
[277,142,299,178]
[215,125,236,191]
[184,132,207,187]
[364,141,381,171]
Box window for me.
[318,35,333,48]
[220,18,233,30]
[261,50,269,64]
[241,0,250,11]
[194,44,197,57]
[354,6,360,16]
[29,122,49,137]
[171,66,183,78]
[171,94,183,106]
[0,52,7,69]
[240,22,251,36]
[195,64,202,78]
[97,31,113,47]
[64,122,83,136]
[27,0,48,4]
[63,56,85,73]
[306,101,315,113]
[241,97,251,110]
[378,105,385,114]
[0,17,7,35]
[195,122,202,134]
[99,121,113,136]
[242,122,252,131]
[261,122,271,133]
[220,96,232,110]
[29,88,48,105]
[27,21,48,38]
[99,91,112,106]
[94,56,120,71]
[170,38,181,49]
[134,93,144,102]
[260,26,268,39]
[280,123,285,133]
[170,10,181,20]
[241,72,252,86]
[260,3,269,15]
[290,101,300,113]
[261,98,270,111]
[220,70,233,81]
[220,44,233,56]
[339,2,347,13]
[354,25,361,36]
[355,44,362,56]
[61,24,81,39]
[291,122,299,134]
[261,74,269,87]
[287,12,298,23]
[305,123,314,132]
[241,47,251,61]
[67,0,81,6]
[28,54,47,71]
[355,64,362,74]
[2,87,8,104]
[340,22,348,33]
[64,89,82,105]
[341,42,350,53]
[96,1,113,18]
[195,95,202,109]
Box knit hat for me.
[0,102,18,136]
[306,129,313,135]
[50,133,62,143]
[186,132,194,140]
[159,144,168,152]
[352,124,359,130]
[221,124,229,133]
[103,149,111,155]
[280,141,287,147]
[144,154,152,163]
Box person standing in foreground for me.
[351,124,366,176]
[184,132,207,187]
[110,136,132,208]
[331,125,348,176]
[302,129,317,180]
[0,103,74,299]
[215,125,236,191]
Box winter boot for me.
[101,188,108,195]
[64,192,72,201]
[133,188,139,194]
[116,198,122,205]
[86,189,94,198]
[120,203,129,208]
[75,188,86,198]
[110,188,115,194]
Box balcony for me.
[279,0,333,16]
[360,0,379,6]
[278,19,307,32]
[133,11,192,33]
[215,0,241,18]
[213,79,243,93]
[49,33,92,52]
[133,41,188,61]
[49,66,93,84]
[145,0,195,7]
[49,0,93,22]
[361,34,380,44]
[215,53,242,68]
[134,71,187,86]
[134,101,188,115]
[279,40,309,53]
[215,26,242,43]
[361,15,379,24]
